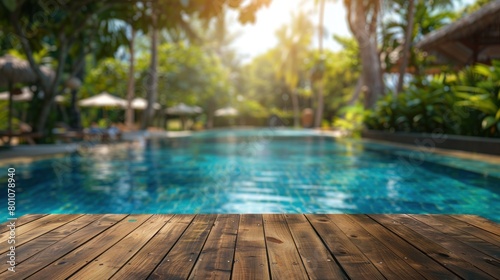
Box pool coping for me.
[1,129,499,166]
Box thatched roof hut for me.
[415,1,500,66]
[0,55,54,88]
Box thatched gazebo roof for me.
[416,1,500,65]
[0,55,54,88]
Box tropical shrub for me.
[365,61,500,138]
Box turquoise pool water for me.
[1,129,499,222]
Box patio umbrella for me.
[78,92,127,107]
[165,103,203,115]
[78,92,127,119]
[0,55,55,145]
[131,97,161,110]
[166,103,203,130]
[214,107,238,116]
[0,87,33,101]
[0,87,66,103]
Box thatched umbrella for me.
[131,97,161,110]
[166,103,203,130]
[0,55,54,145]
[214,107,238,116]
[78,92,127,119]
[165,103,202,115]
[0,87,33,101]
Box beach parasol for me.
[214,107,238,116]
[166,103,203,130]
[78,92,127,107]
[131,97,161,110]
[0,87,33,101]
[78,92,127,119]
[0,87,65,103]
[165,103,203,115]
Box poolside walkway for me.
[1,214,498,279]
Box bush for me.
[365,61,500,138]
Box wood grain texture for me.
[25,214,149,280]
[349,214,459,280]
[148,214,217,280]
[410,215,499,258]
[285,214,347,280]
[328,214,423,279]
[370,214,497,280]
[0,214,47,234]
[0,214,102,273]
[2,214,497,279]
[1,214,126,279]
[403,214,500,278]
[0,214,82,253]
[431,214,500,247]
[188,214,239,280]
[69,215,174,279]
[232,214,270,280]
[262,214,309,279]
[306,214,385,279]
[450,215,500,236]
[111,215,195,280]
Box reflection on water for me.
[0,129,499,222]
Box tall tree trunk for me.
[348,75,363,105]
[291,88,300,127]
[7,82,13,145]
[142,14,159,130]
[126,27,136,130]
[360,40,384,108]
[314,0,326,128]
[206,98,215,129]
[344,0,384,108]
[396,0,415,94]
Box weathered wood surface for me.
[0,214,498,279]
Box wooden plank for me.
[349,214,460,279]
[111,215,195,280]
[262,214,309,279]
[328,214,423,279]
[0,215,82,249]
[284,214,347,279]
[0,215,102,272]
[1,214,63,237]
[402,215,500,278]
[305,214,385,279]
[0,214,83,253]
[370,214,496,279]
[0,214,47,234]
[149,214,217,279]
[450,215,500,236]
[232,214,270,280]
[411,215,499,258]
[24,214,149,280]
[188,214,239,280]
[69,215,174,279]
[432,215,500,247]
[0,214,126,279]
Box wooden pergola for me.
[416,1,500,66]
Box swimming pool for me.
[1,129,499,222]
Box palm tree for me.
[396,0,415,94]
[343,0,384,108]
[274,12,314,127]
[314,0,326,128]
[381,0,454,89]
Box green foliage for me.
[81,57,129,98]
[333,104,366,137]
[366,61,500,137]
